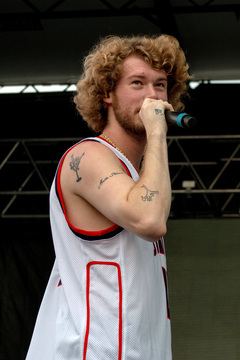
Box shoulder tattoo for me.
[69,153,85,182]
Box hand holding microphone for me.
[140,99,197,131]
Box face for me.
[106,54,168,137]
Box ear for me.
[103,91,113,104]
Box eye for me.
[132,80,142,86]
[155,82,165,88]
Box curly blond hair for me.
[74,34,193,133]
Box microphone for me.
[166,111,197,128]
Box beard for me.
[112,94,146,139]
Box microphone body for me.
[166,111,197,128]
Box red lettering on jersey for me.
[153,237,165,256]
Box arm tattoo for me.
[155,109,164,116]
[98,172,124,190]
[69,153,85,182]
[141,185,159,202]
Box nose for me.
[145,85,158,100]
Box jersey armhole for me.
[54,139,130,240]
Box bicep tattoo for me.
[69,153,85,182]
[98,172,124,190]
[141,185,159,202]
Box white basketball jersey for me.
[26,137,172,360]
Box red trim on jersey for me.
[83,261,123,360]
[55,138,132,240]
[119,159,131,177]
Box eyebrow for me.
[127,74,167,82]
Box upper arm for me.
[60,141,138,231]
[60,140,168,241]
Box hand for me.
[139,98,174,136]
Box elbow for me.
[134,216,167,242]
[149,220,167,241]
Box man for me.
[26,34,192,359]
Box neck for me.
[102,123,146,171]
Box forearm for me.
[141,132,171,217]
[127,132,171,240]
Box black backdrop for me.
[1,84,240,139]
[0,219,54,360]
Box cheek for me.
[161,90,168,101]
[122,95,138,112]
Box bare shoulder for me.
[63,140,124,171]
[66,139,118,162]
[61,140,127,194]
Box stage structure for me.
[1,135,239,219]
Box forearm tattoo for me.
[141,185,159,202]
[69,153,85,182]
[98,172,124,190]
